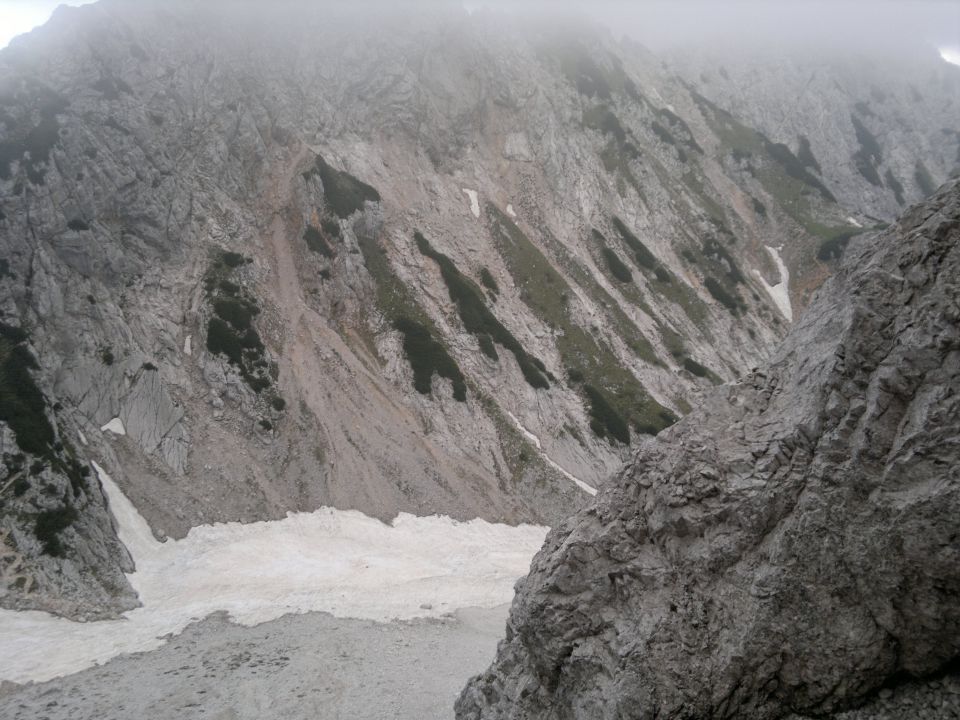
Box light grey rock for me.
[457,182,960,719]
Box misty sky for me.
[466,0,960,55]
[1,0,959,58]
[0,0,93,48]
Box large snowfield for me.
[0,463,547,684]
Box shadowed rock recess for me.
[457,180,960,719]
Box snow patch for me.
[940,47,960,67]
[846,216,863,228]
[462,188,480,218]
[506,204,516,218]
[0,462,548,684]
[77,430,87,446]
[183,334,192,355]
[505,411,596,496]
[100,418,126,436]
[753,246,793,322]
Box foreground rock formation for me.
[458,180,960,718]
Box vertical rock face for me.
[457,181,960,719]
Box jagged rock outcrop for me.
[457,180,960,719]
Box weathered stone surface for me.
[457,181,960,719]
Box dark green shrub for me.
[654,267,672,283]
[304,226,334,258]
[259,419,273,431]
[683,357,711,377]
[393,317,466,402]
[583,105,626,143]
[817,232,857,261]
[321,217,342,239]
[221,251,247,268]
[304,155,381,218]
[213,297,259,331]
[477,334,498,361]
[100,346,114,365]
[35,504,78,557]
[479,267,499,294]
[271,396,286,411]
[612,217,657,270]
[705,277,741,314]
[702,238,744,283]
[584,384,630,444]
[206,318,245,366]
[915,161,936,197]
[884,170,906,205]
[219,280,240,295]
[414,232,549,390]
[764,139,836,201]
[141,362,158,371]
[602,247,632,282]
[851,115,883,187]
[0,330,57,457]
[751,197,767,217]
[796,135,822,174]
[66,218,89,231]
[651,121,676,146]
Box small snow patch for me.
[506,204,516,218]
[183,334,192,356]
[462,188,480,218]
[846,217,863,228]
[753,246,793,322]
[100,418,126,436]
[77,430,87,446]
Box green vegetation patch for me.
[797,135,822,174]
[203,251,273,394]
[354,226,467,401]
[393,317,467,402]
[583,105,626,144]
[0,82,67,185]
[884,169,906,205]
[415,232,549,390]
[35,504,78,557]
[303,226,335,258]
[479,267,499,295]
[915,160,936,197]
[704,276,743,315]
[612,217,657,270]
[601,245,632,283]
[583,384,629,444]
[690,88,838,231]
[0,324,56,458]
[303,155,380,218]
[657,107,703,154]
[610,218,709,327]
[487,206,676,441]
[851,114,882,187]
[816,228,862,262]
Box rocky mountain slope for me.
[671,45,960,222]
[0,0,955,618]
[457,179,960,719]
